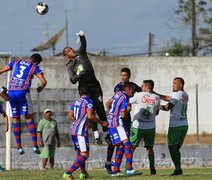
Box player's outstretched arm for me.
[105,98,113,114]
[87,111,108,127]
[121,110,127,120]
[36,73,47,93]
[69,111,74,123]
[77,30,87,55]
[154,91,171,102]
[160,102,174,111]
[0,66,10,75]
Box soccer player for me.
[0,53,47,155]
[129,80,160,175]
[63,31,109,145]
[37,109,60,170]
[0,102,8,171]
[106,82,142,176]
[63,86,107,180]
[105,67,141,174]
[114,67,141,133]
[158,77,188,176]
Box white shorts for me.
[72,135,89,152]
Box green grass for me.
[0,167,212,180]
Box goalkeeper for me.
[63,31,110,145]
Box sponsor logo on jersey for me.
[141,96,158,104]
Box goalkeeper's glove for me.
[76,30,84,37]
[76,64,84,75]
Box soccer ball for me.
[36,2,49,15]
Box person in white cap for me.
[37,109,60,170]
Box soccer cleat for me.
[105,163,112,174]
[40,167,48,170]
[79,172,91,179]
[126,169,143,176]
[150,166,157,175]
[33,146,41,154]
[104,134,111,144]
[111,172,123,177]
[63,173,74,180]
[95,138,102,145]
[170,168,183,176]
[18,148,25,155]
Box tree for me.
[161,38,192,56]
[174,0,212,56]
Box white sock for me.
[94,131,99,139]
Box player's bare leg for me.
[41,158,48,170]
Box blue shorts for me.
[72,135,89,152]
[109,126,129,145]
[8,90,33,117]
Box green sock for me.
[169,145,181,170]
[148,154,155,167]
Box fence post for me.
[195,83,199,143]
[37,84,40,122]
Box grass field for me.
[0,167,212,180]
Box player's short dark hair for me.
[174,77,185,86]
[30,53,42,65]
[143,80,154,90]
[122,82,135,91]
[120,67,131,78]
[79,86,90,96]
[63,47,73,55]
[63,47,68,55]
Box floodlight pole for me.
[65,9,77,47]
[65,10,69,47]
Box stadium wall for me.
[40,56,212,134]
[0,144,211,170]
[0,56,212,135]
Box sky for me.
[0,0,191,57]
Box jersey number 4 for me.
[142,106,151,119]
